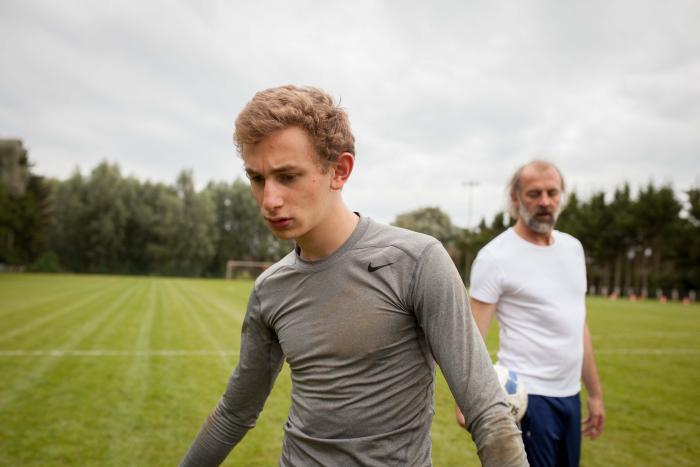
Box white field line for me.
[0,286,141,408]
[595,332,700,338]
[0,349,240,357]
[595,348,700,355]
[2,348,697,357]
[487,348,699,357]
[168,282,231,367]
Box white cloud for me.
[1,0,698,227]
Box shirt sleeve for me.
[469,248,504,304]
[180,288,285,467]
[410,242,528,467]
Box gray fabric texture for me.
[180,215,527,466]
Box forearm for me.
[458,325,527,466]
[581,321,605,438]
[180,433,232,467]
[413,245,526,465]
[181,290,284,466]
[180,396,254,467]
[471,410,529,467]
[582,323,603,398]
[470,297,497,339]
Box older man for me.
[458,160,604,467]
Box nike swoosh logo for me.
[368,262,394,272]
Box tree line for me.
[1,139,698,295]
[394,187,700,297]
[0,140,291,277]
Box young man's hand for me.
[455,405,467,429]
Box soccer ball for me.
[493,362,528,423]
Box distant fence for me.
[225,260,272,280]
[588,284,696,304]
[0,264,25,273]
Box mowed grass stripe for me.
[0,349,240,356]
[0,277,230,466]
[175,279,250,331]
[77,279,154,350]
[0,274,115,320]
[174,280,250,345]
[598,331,700,338]
[1,274,699,466]
[144,279,252,466]
[0,280,141,408]
[103,280,157,464]
[0,276,128,343]
[3,348,698,357]
[0,278,141,349]
[144,279,202,351]
[146,279,245,360]
[596,348,700,355]
[582,298,700,467]
[0,279,146,462]
[135,279,158,351]
[166,281,235,368]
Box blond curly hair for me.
[234,85,355,167]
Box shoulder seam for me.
[407,240,443,303]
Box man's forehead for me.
[520,165,562,189]
[242,146,320,175]
[242,152,302,169]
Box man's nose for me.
[262,182,283,212]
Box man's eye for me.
[248,175,264,185]
[279,173,298,183]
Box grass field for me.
[1,274,699,466]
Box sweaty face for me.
[515,167,563,234]
[243,126,335,243]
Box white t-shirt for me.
[470,228,587,397]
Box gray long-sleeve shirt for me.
[181,215,527,466]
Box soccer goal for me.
[225,260,272,280]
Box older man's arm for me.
[581,321,605,439]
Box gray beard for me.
[518,203,558,234]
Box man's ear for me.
[510,191,520,210]
[330,152,354,190]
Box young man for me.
[457,160,605,467]
[180,85,527,467]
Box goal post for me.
[225,260,272,280]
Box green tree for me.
[393,207,456,244]
[137,181,182,275]
[0,140,51,266]
[393,206,467,279]
[205,179,291,276]
[119,179,174,274]
[83,163,129,272]
[159,170,218,276]
[48,172,87,271]
[632,184,684,293]
[687,188,700,291]
[48,163,129,273]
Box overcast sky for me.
[2,0,699,227]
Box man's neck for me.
[297,205,359,261]
[513,220,554,246]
